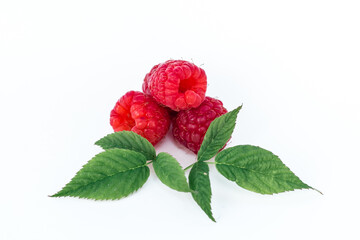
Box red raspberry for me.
[143,60,207,111]
[172,96,228,153]
[110,91,171,146]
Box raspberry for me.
[172,96,228,153]
[143,60,207,111]
[110,91,171,146]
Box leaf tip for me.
[94,139,101,146]
[172,186,192,193]
[232,105,243,114]
[209,215,216,222]
[49,192,61,198]
[94,134,108,147]
[183,185,192,192]
[311,187,323,195]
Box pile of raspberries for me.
[110,60,227,154]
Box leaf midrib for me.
[62,164,147,194]
[101,137,155,160]
[197,118,231,161]
[216,162,301,183]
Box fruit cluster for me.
[110,60,228,153]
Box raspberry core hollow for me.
[142,60,207,111]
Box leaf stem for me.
[184,161,217,171]
[206,162,216,165]
[146,160,153,166]
[184,163,195,171]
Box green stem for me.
[183,163,195,171]
[183,161,216,171]
[146,160,153,166]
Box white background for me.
[1,0,359,239]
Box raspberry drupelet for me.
[142,60,207,111]
[110,91,171,146]
[172,96,228,153]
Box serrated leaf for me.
[215,145,314,194]
[95,131,156,160]
[189,161,215,222]
[197,106,242,162]
[153,152,190,192]
[51,149,150,200]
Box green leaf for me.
[197,106,242,162]
[51,149,150,200]
[215,145,316,194]
[153,152,191,192]
[189,161,215,222]
[95,131,156,160]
